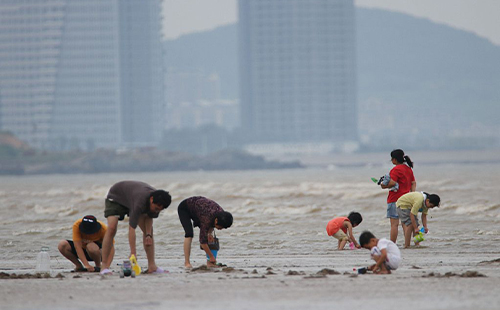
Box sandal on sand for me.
[99,268,113,275]
[71,267,88,273]
[94,267,101,273]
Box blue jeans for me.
[387,202,399,219]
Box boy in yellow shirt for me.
[396,192,440,248]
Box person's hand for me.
[414,228,420,234]
[355,243,361,249]
[207,256,217,267]
[85,265,94,272]
[424,227,429,233]
[145,234,153,245]
[367,264,376,271]
[208,234,214,243]
[207,260,217,268]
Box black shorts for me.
[178,199,194,238]
[67,240,102,262]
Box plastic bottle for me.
[36,246,51,272]
[129,254,141,276]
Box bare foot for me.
[184,263,192,269]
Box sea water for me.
[1,152,499,270]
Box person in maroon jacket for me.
[178,196,233,268]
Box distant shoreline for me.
[260,149,500,169]
[2,148,499,176]
[0,148,303,176]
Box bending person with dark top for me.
[178,196,233,268]
[100,181,171,275]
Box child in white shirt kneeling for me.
[359,231,401,274]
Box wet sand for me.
[1,247,499,310]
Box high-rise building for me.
[164,68,239,131]
[238,0,357,145]
[0,0,164,150]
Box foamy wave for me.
[488,204,500,211]
[12,226,67,236]
[417,180,475,192]
[20,186,108,202]
[230,230,256,237]
[42,188,66,197]
[251,221,281,227]
[341,191,386,200]
[476,230,500,236]
[34,204,66,215]
[185,182,219,193]
[58,208,80,217]
[162,182,184,191]
[242,199,260,206]
[454,203,500,215]
[212,181,379,201]
[262,204,322,215]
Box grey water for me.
[1,160,499,270]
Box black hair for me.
[391,149,413,169]
[423,192,440,207]
[359,231,376,247]
[348,211,363,226]
[215,211,233,228]
[150,190,171,209]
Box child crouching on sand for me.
[326,212,362,250]
[359,231,401,274]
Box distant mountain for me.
[163,8,500,140]
[356,8,500,125]
[163,25,238,99]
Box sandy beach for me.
[2,248,500,310]
[1,154,500,309]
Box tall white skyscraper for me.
[0,0,164,150]
[239,0,357,145]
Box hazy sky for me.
[162,0,500,46]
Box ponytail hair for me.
[403,155,413,169]
[391,149,413,169]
